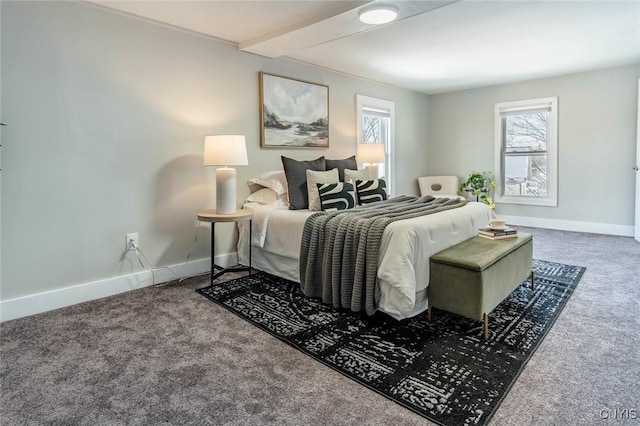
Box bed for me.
[237,173,493,320]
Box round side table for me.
[197,209,253,286]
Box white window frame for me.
[356,95,395,195]
[494,96,558,207]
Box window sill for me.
[496,196,557,207]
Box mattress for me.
[238,201,493,320]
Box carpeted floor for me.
[1,227,639,425]
[196,260,585,426]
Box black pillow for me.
[356,178,388,204]
[317,182,356,212]
[325,156,358,181]
[281,156,326,210]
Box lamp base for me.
[216,167,236,215]
[365,164,379,180]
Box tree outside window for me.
[356,95,395,194]
[504,112,548,197]
[495,97,558,207]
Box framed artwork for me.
[259,72,329,148]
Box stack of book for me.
[478,226,517,240]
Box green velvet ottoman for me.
[428,233,534,340]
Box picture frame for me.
[259,72,329,148]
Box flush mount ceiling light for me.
[358,5,398,25]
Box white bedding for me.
[238,200,493,320]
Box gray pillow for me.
[281,156,326,210]
[326,156,358,181]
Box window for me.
[356,95,395,194]
[495,97,558,206]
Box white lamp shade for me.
[203,135,248,166]
[357,143,386,164]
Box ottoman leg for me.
[483,313,489,341]
[427,306,432,321]
[530,270,536,291]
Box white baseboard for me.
[503,215,635,237]
[0,252,237,323]
[2,216,633,322]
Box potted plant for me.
[458,171,496,209]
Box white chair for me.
[418,176,459,197]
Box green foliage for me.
[458,171,496,209]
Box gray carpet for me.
[1,227,639,425]
[196,260,585,426]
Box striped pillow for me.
[356,179,387,204]
[317,182,356,211]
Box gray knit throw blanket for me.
[299,195,468,315]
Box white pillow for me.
[344,168,373,183]
[247,171,287,195]
[306,168,339,211]
[245,188,286,206]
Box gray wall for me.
[0,1,3,296]
[0,1,429,300]
[4,1,636,306]
[428,64,639,228]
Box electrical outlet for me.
[125,233,139,251]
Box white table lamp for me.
[204,135,248,215]
[357,143,385,179]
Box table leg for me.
[210,222,215,287]
[207,219,252,286]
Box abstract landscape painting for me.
[259,72,329,148]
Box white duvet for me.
[238,201,493,320]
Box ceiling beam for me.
[240,1,457,58]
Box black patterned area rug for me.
[196,259,585,426]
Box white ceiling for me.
[89,0,640,94]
